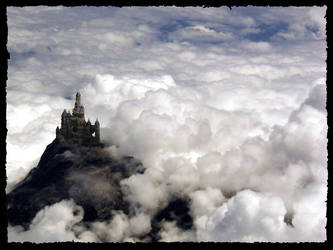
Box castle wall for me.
[57,93,100,146]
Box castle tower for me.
[95,119,100,143]
[72,92,85,119]
[57,92,101,146]
[75,92,81,107]
[61,109,66,125]
[56,126,60,139]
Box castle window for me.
[73,127,77,132]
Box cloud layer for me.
[7,6,327,242]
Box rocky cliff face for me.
[7,139,144,229]
[6,139,193,242]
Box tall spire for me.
[75,92,81,107]
[72,91,84,119]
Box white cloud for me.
[158,221,196,242]
[8,200,87,242]
[89,211,152,242]
[7,6,326,242]
[168,25,234,43]
[199,190,288,242]
[190,187,225,221]
[198,185,326,242]
[129,213,152,236]
[292,182,327,241]
[121,168,168,213]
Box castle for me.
[56,92,100,146]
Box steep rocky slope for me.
[7,139,193,241]
[7,138,144,229]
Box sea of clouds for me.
[7,6,327,242]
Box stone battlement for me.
[56,92,100,146]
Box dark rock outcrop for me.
[7,138,144,229]
[147,198,194,242]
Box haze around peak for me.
[7,6,327,242]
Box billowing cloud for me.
[7,6,326,242]
[198,186,326,242]
[8,200,88,242]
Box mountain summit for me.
[7,93,144,228]
[7,93,193,242]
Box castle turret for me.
[95,119,100,143]
[56,126,60,139]
[57,92,101,146]
[72,92,85,119]
[61,109,67,126]
[75,92,81,107]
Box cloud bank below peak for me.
[7,6,327,242]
